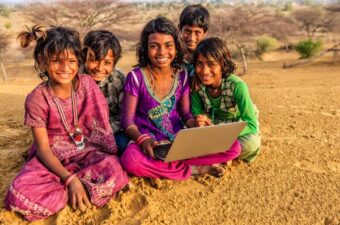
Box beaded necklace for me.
[47,81,85,150]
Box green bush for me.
[256,35,278,56]
[295,39,323,59]
[4,22,11,29]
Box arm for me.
[191,91,212,127]
[178,91,195,128]
[234,82,258,135]
[32,127,91,211]
[121,91,156,157]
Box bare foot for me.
[192,164,225,177]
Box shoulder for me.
[26,82,47,102]
[126,67,143,85]
[227,74,244,83]
[178,68,189,85]
[112,68,126,78]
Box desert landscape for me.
[0,1,340,225]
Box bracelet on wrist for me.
[64,174,77,186]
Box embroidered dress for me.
[191,73,261,162]
[5,74,128,221]
[120,67,241,180]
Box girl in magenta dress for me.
[5,25,128,221]
[120,17,241,180]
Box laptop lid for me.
[162,121,247,162]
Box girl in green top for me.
[191,37,261,162]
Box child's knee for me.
[238,134,261,162]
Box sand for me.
[0,53,339,225]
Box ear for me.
[203,31,208,38]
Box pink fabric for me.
[5,74,128,221]
[120,140,240,180]
[24,74,117,160]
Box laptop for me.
[153,121,247,162]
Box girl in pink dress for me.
[5,25,128,221]
[120,17,241,180]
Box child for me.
[5,25,128,221]
[191,37,261,163]
[178,4,210,77]
[83,30,129,154]
[119,17,240,180]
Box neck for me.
[48,81,73,99]
[148,65,173,79]
[209,80,222,90]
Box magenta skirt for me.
[5,151,128,221]
[120,140,241,180]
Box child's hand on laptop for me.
[196,114,212,127]
[141,138,158,158]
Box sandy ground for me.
[0,52,339,225]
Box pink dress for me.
[120,67,240,180]
[5,74,128,221]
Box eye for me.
[165,43,174,48]
[149,44,158,49]
[104,61,113,66]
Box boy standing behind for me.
[179,4,210,77]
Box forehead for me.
[87,48,114,59]
[181,25,205,33]
[197,53,217,62]
[52,49,76,58]
[148,33,175,44]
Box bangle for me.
[136,134,150,146]
[126,124,137,134]
[64,174,77,186]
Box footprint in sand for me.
[294,160,340,174]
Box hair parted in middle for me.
[83,30,122,67]
[179,4,210,32]
[136,16,185,71]
[17,25,83,80]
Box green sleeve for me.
[191,91,205,116]
[234,81,258,135]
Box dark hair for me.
[17,25,83,80]
[179,4,210,32]
[136,16,185,71]
[83,30,122,67]
[192,37,236,89]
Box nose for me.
[95,61,105,71]
[158,45,166,55]
[201,64,209,75]
[59,60,70,71]
[188,32,195,42]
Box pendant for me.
[70,127,85,150]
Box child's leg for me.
[238,133,261,163]
[5,157,67,221]
[120,143,192,180]
[75,152,129,207]
[184,140,241,166]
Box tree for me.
[0,32,10,83]
[24,0,136,35]
[292,6,333,39]
[211,5,296,74]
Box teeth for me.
[157,58,167,63]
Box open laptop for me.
[153,121,247,162]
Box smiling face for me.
[147,32,176,70]
[195,53,223,87]
[181,25,206,52]
[85,48,115,81]
[46,49,78,87]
